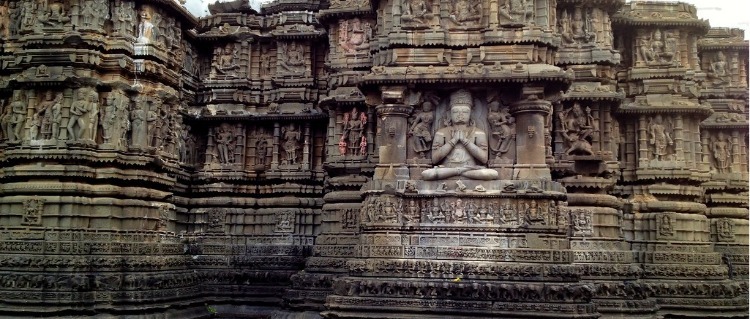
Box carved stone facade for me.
[0,0,746,318]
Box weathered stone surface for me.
[0,0,746,318]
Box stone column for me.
[373,86,410,181]
[510,90,551,180]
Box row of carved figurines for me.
[401,0,533,28]
[0,90,186,157]
[0,1,181,49]
[362,196,558,227]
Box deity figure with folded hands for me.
[421,89,498,181]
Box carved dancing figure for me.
[409,100,434,159]
[421,89,499,180]
[559,103,595,155]
[487,100,514,158]
[712,132,731,174]
[648,115,672,161]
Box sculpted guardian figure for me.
[421,90,499,180]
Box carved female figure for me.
[488,100,514,158]
[712,132,731,174]
[409,101,434,158]
[67,89,91,141]
[50,96,62,141]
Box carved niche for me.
[210,123,244,166]
[206,208,226,233]
[636,29,681,67]
[28,90,63,143]
[655,213,675,240]
[251,126,272,171]
[112,0,136,37]
[337,18,373,57]
[99,91,130,149]
[281,123,302,165]
[211,43,240,78]
[571,208,593,237]
[21,198,45,226]
[498,0,534,27]
[274,210,295,233]
[1,91,27,143]
[558,7,598,48]
[716,218,735,242]
[277,41,307,76]
[76,0,109,31]
[646,114,674,161]
[66,87,99,143]
[19,0,72,33]
[400,0,437,29]
[557,102,597,156]
[339,108,368,157]
[709,131,732,174]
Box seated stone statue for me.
[421,89,499,181]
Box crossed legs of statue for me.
[421,165,499,181]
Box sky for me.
[183,0,750,39]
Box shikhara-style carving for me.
[422,90,498,181]
[0,1,746,318]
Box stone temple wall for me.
[0,0,746,318]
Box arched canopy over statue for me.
[421,89,499,181]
